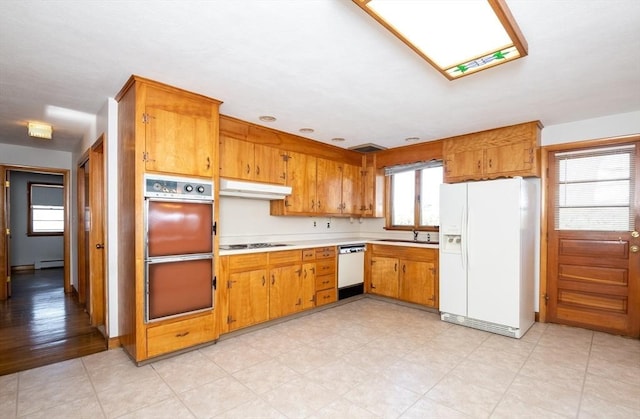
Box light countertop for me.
[218,237,439,256]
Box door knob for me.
[95,244,104,249]
[631,245,639,253]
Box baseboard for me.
[107,336,122,349]
[11,265,35,273]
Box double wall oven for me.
[144,174,215,323]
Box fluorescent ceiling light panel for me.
[353,0,527,79]
[28,122,53,139]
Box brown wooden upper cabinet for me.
[271,155,363,217]
[141,81,220,177]
[220,136,286,184]
[443,121,542,183]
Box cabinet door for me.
[254,144,286,185]
[269,264,302,318]
[302,262,316,310]
[444,149,484,181]
[485,140,535,177]
[341,163,361,215]
[284,151,316,214]
[219,136,254,180]
[370,256,398,298]
[228,269,269,331]
[144,88,214,177]
[316,158,343,215]
[399,260,436,306]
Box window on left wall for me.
[28,182,64,236]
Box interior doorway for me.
[77,136,106,330]
[1,166,71,300]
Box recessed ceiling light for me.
[259,115,276,122]
[331,137,346,142]
[28,122,53,140]
[299,128,314,134]
[405,137,420,142]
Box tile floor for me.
[1,298,639,418]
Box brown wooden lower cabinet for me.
[367,245,439,309]
[146,313,216,358]
[221,246,337,334]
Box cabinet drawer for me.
[228,253,268,271]
[315,274,336,291]
[302,249,316,261]
[147,314,215,358]
[316,259,336,276]
[269,250,302,265]
[316,288,337,306]
[315,246,336,259]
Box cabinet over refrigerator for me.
[439,177,539,338]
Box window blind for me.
[554,144,635,231]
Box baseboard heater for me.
[35,259,64,269]
[440,312,528,339]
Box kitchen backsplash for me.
[219,197,436,244]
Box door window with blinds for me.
[28,182,64,236]
[554,144,635,231]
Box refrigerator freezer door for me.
[439,183,468,317]
[466,178,521,327]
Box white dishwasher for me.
[337,244,366,300]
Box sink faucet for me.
[413,230,419,241]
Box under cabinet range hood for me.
[219,178,292,200]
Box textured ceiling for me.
[1,0,639,153]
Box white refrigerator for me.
[439,177,539,338]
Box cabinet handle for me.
[371,282,376,289]
[402,264,406,273]
[271,275,275,285]
[280,172,286,180]
[488,158,493,168]
[311,200,315,209]
[175,331,190,338]
[206,156,211,170]
[295,298,302,306]
[317,200,321,209]
[477,160,481,170]
[246,164,250,174]
[394,263,397,272]
[303,269,307,278]
[262,276,266,286]
[256,165,260,176]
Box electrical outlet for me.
[326,222,330,228]
[313,221,316,227]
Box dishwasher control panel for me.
[338,244,366,254]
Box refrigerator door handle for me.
[461,204,467,270]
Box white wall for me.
[218,197,377,243]
[542,110,640,146]
[74,97,119,337]
[0,143,72,169]
[8,171,64,267]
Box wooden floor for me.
[0,268,106,376]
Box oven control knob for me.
[196,185,205,193]
[184,184,194,193]
[153,182,162,191]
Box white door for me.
[439,182,468,316]
[467,178,521,327]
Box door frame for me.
[76,135,107,328]
[539,133,640,323]
[0,165,71,300]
